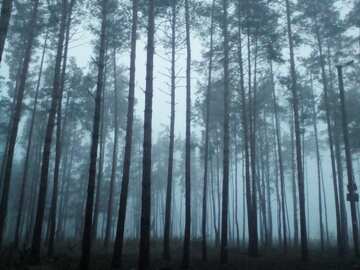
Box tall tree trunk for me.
[138,0,155,268]
[92,85,106,241]
[336,65,359,256]
[111,0,138,268]
[334,115,349,249]
[0,63,22,192]
[289,112,298,247]
[310,74,324,252]
[104,48,119,249]
[273,130,282,245]
[182,0,191,268]
[79,0,107,268]
[264,113,272,247]
[315,28,344,254]
[0,0,13,63]
[163,0,176,261]
[25,127,43,245]
[285,0,308,261]
[270,60,287,252]
[48,0,74,255]
[201,0,215,261]
[13,30,48,248]
[248,33,258,257]
[236,1,252,256]
[0,0,39,247]
[210,156,218,245]
[220,0,230,263]
[234,144,240,247]
[56,118,71,241]
[30,0,67,261]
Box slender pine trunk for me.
[0,0,40,247]
[48,1,74,255]
[138,0,155,268]
[104,48,119,249]
[336,65,359,256]
[14,30,47,248]
[78,0,107,267]
[220,0,230,263]
[315,28,345,254]
[310,74,325,252]
[285,0,308,260]
[270,60,287,252]
[163,0,176,261]
[182,0,191,267]
[201,0,215,260]
[111,0,138,268]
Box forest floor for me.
[1,240,360,270]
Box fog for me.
[0,0,359,269]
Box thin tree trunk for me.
[30,0,67,261]
[92,85,106,241]
[264,115,272,247]
[24,135,41,244]
[248,33,258,257]
[111,0,138,268]
[315,28,344,255]
[270,60,287,252]
[201,0,215,261]
[182,0,191,267]
[220,0,230,264]
[310,74,324,252]
[289,112,298,247]
[0,0,40,247]
[234,136,240,247]
[14,30,48,248]
[104,48,119,249]
[285,0,308,260]
[138,0,155,268]
[48,1,74,255]
[79,0,107,267]
[336,65,359,256]
[210,156,218,245]
[163,0,176,261]
[236,1,252,256]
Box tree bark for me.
[270,60,287,252]
[0,0,39,247]
[336,65,359,256]
[285,0,308,261]
[48,0,74,255]
[138,0,155,268]
[315,28,345,254]
[310,74,324,252]
[163,0,176,261]
[92,85,106,241]
[30,0,68,261]
[104,48,119,248]
[220,0,230,263]
[111,0,138,268]
[236,0,252,256]
[181,0,191,268]
[79,0,107,267]
[14,29,48,249]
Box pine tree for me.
[138,0,155,268]
[0,0,40,247]
[79,0,108,267]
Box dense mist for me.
[0,0,360,269]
